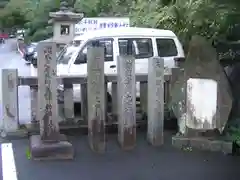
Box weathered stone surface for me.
[37,41,60,141]
[140,82,148,116]
[117,55,136,150]
[209,140,222,152]
[1,69,19,134]
[87,47,106,153]
[63,83,74,120]
[81,83,88,120]
[111,82,118,118]
[169,68,186,134]
[172,136,232,154]
[189,138,212,150]
[147,57,164,146]
[30,85,38,123]
[172,136,189,148]
[30,135,73,160]
[30,42,73,160]
[1,129,28,140]
[186,78,218,130]
[170,35,232,134]
[221,141,233,154]
[222,62,240,133]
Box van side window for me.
[156,39,178,57]
[74,39,113,64]
[118,38,153,59]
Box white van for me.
[35,27,185,103]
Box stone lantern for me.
[49,0,83,50]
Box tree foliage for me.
[1,0,240,43]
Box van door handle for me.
[110,65,116,68]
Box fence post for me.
[140,82,148,117]
[147,57,164,146]
[30,42,73,160]
[81,84,88,120]
[87,46,106,152]
[63,83,74,120]
[30,85,38,123]
[111,82,118,119]
[1,69,19,135]
[117,55,136,150]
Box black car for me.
[23,43,37,62]
[0,38,5,44]
[9,34,16,38]
[31,51,38,67]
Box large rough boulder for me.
[170,35,232,135]
[215,41,240,132]
[225,63,240,129]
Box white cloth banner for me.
[75,17,130,35]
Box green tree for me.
[0,0,9,8]
[2,0,240,44]
[74,0,112,16]
[24,0,60,41]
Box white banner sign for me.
[75,17,130,35]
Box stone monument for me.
[30,42,73,160]
[117,55,136,150]
[170,35,233,153]
[147,57,164,146]
[87,46,106,152]
[49,0,83,51]
[215,41,240,134]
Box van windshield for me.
[57,45,79,64]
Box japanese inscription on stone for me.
[37,42,59,141]
[122,58,135,127]
[154,59,164,117]
[2,69,18,133]
[90,56,102,110]
[87,47,105,152]
[147,57,164,145]
[7,74,14,90]
[43,46,53,113]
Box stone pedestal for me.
[172,135,232,154]
[29,42,73,160]
[30,134,73,160]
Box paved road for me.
[0,40,240,180]
[3,133,240,180]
